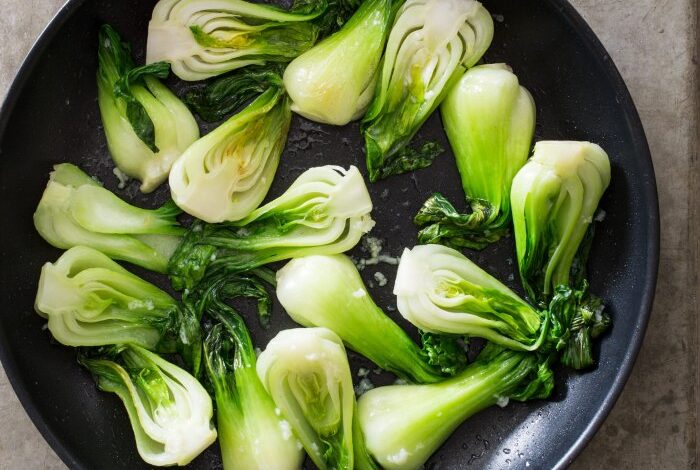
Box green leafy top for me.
[414,193,503,250]
[184,66,284,122]
[371,141,445,182]
[419,331,468,377]
[313,0,365,37]
[113,62,172,152]
[546,282,610,369]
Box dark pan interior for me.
[0,0,658,469]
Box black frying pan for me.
[0,0,659,468]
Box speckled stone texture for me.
[0,1,697,468]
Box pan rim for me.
[541,0,659,467]
[0,1,91,468]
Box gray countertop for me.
[1,1,697,468]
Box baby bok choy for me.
[394,244,546,351]
[199,276,304,470]
[257,328,376,470]
[35,247,200,365]
[80,345,217,466]
[168,165,375,290]
[146,0,324,81]
[546,282,610,370]
[276,254,465,383]
[169,83,291,223]
[416,64,536,249]
[283,0,396,125]
[357,343,553,470]
[33,164,183,273]
[511,141,611,302]
[395,244,610,367]
[97,25,199,193]
[363,0,494,181]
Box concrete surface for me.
[0,0,697,468]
